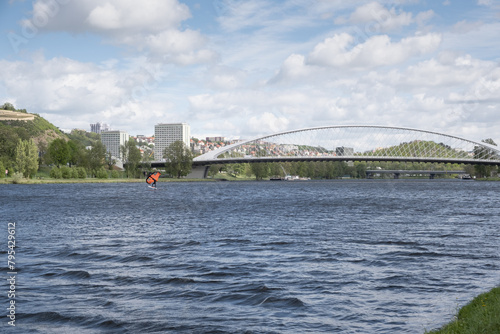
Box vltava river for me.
[1,180,499,333]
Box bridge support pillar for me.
[429,173,435,179]
[393,173,400,179]
[187,165,210,179]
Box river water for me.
[1,180,499,333]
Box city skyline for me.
[1,1,499,144]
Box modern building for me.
[101,130,129,159]
[206,136,225,142]
[336,146,354,156]
[154,123,190,160]
[90,122,111,134]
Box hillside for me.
[0,109,35,121]
[0,109,67,147]
[360,140,469,159]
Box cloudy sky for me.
[0,0,499,142]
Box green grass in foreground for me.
[425,286,500,334]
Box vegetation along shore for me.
[425,286,500,334]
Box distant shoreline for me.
[0,178,216,185]
[1,177,499,185]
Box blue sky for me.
[0,0,499,143]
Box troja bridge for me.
[151,126,500,178]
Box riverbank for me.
[425,286,500,333]
[1,175,499,185]
[0,177,217,185]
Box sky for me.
[0,0,499,142]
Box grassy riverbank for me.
[425,286,500,334]
[0,177,217,184]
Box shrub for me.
[11,172,24,184]
[60,166,72,179]
[96,167,108,179]
[77,167,87,179]
[50,167,62,179]
[71,167,79,178]
[0,161,4,179]
[111,170,119,178]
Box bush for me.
[111,170,119,178]
[50,167,62,179]
[60,166,72,179]
[0,161,4,179]
[96,167,108,179]
[71,167,79,178]
[77,167,87,179]
[11,172,24,184]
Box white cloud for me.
[2,0,500,143]
[0,55,175,133]
[451,20,484,34]
[248,112,290,134]
[348,2,413,32]
[22,0,214,65]
[477,0,493,6]
[308,33,441,69]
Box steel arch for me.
[193,125,500,165]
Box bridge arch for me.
[194,125,500,165]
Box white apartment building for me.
[90,122,111,134]
[154,123,190,160]
[101,130,129,159]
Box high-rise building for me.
[101,130,129,159]
[90,122,111,134]
[336,146,354,156]
[154,123,190,160]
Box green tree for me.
[1,102,16,111]
[48,138,69,167]
[15,139,39,178]
[87,141,106,177]
[0,126,21,167]
[355,162,367,178]
[121,139,142,178]
[106,151,116,171]
[0,161,4,178]
[67,140,80,166]
[25,139,38,178]
[474,139,498,178]
[250,162,269,180]
[163,141,193,178]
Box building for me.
[336,146,354,156]
[90,122,111,134]
[206,136,225,142]
[101,130,129,159]
[154,123,190,160]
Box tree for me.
[87,141,106,177]
[250,162,269,180]
[121,139,142,178]
[67,140,80,166]
[48,138,69,167]
[106,151,116,170]
[0,126,21,168]
[15,139,38,178]
[474,139,498,178]
[163,141,193,178]
[0,161,5,179]
[355,162,367,179]
[1,102,16,111]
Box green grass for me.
[425,287,500,334]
